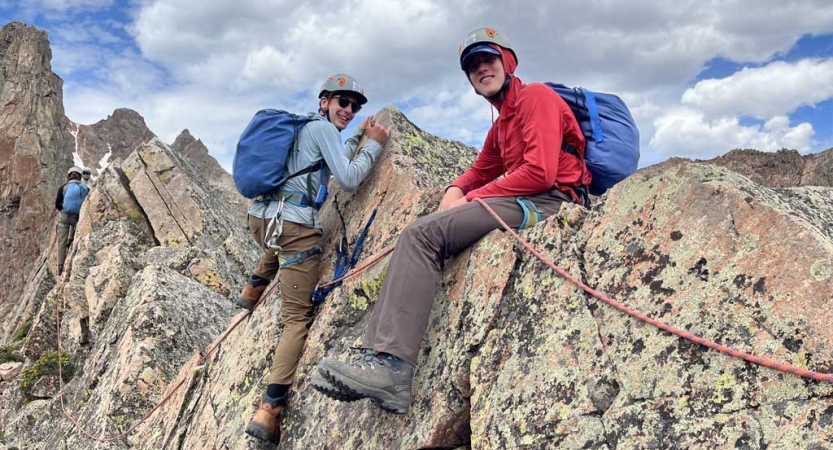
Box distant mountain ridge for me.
[69,108,156,174]
[704,147,833,188]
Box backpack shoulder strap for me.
[579,88,604,143]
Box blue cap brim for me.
[461,44,501,70]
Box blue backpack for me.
[63,182,88,215]
[546,83,640,196]
[234,109,320,199]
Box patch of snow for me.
[98,143,112,174]
[68,123,84,168]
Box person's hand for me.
[358,115,374,130]
[365,122,390,145]
[449,196,468,209]
[438,186,465,212]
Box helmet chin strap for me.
[319,108,332,123]
[477,73,513,101]
[319,94,332,123]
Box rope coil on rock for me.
[54,198,831,442]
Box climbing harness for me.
[279,246,323,269]
[311,197,377,304]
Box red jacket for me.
[451,48,590,203]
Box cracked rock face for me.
[0,22,75,327]
[170,129,247,217]
[578,162,833,449]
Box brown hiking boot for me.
[237,283,267,310]
[244,400,285,445]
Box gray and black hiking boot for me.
[318,349,414,414]
[310,370,361,402]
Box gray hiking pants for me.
[56,211,79,274]
[364,189,569,365]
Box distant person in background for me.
[55,166,90,275]
[81,167,93,188]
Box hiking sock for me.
[267,383,290,399]
[249,274,271,287]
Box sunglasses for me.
[332,95,362,114]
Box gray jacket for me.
[247,112,383,229]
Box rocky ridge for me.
[170,129,247,217]
[0,22,75,334]
[705,147,833,188]
[0,20,832,450]
[1,135,260,448]
[1,105,831,449]
[69,108,156,175]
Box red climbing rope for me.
[472,197,833,384]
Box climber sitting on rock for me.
[54,166,90,276]
[314,27,591,414]
[239,74,390,445]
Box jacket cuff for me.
[361,139,383,163]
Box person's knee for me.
[279,301,312,325]
[401,219,433,242]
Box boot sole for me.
[245,421,280,445]
[310,378,362,402]
[320,368,410,414]
[236,297,256,310]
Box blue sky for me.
[2,0,832,171]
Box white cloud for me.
[682,58,833,119]
[406,84,494,146]
[52,21,122,44]
[649,109,815,163]
[24,0,112,10]
[12,0,113,21]
[49,0,833,173]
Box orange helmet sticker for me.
[485,28,496,38]
[338,77,346,86]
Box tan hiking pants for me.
[248,214,322,385]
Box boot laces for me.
[346,348,402,372]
